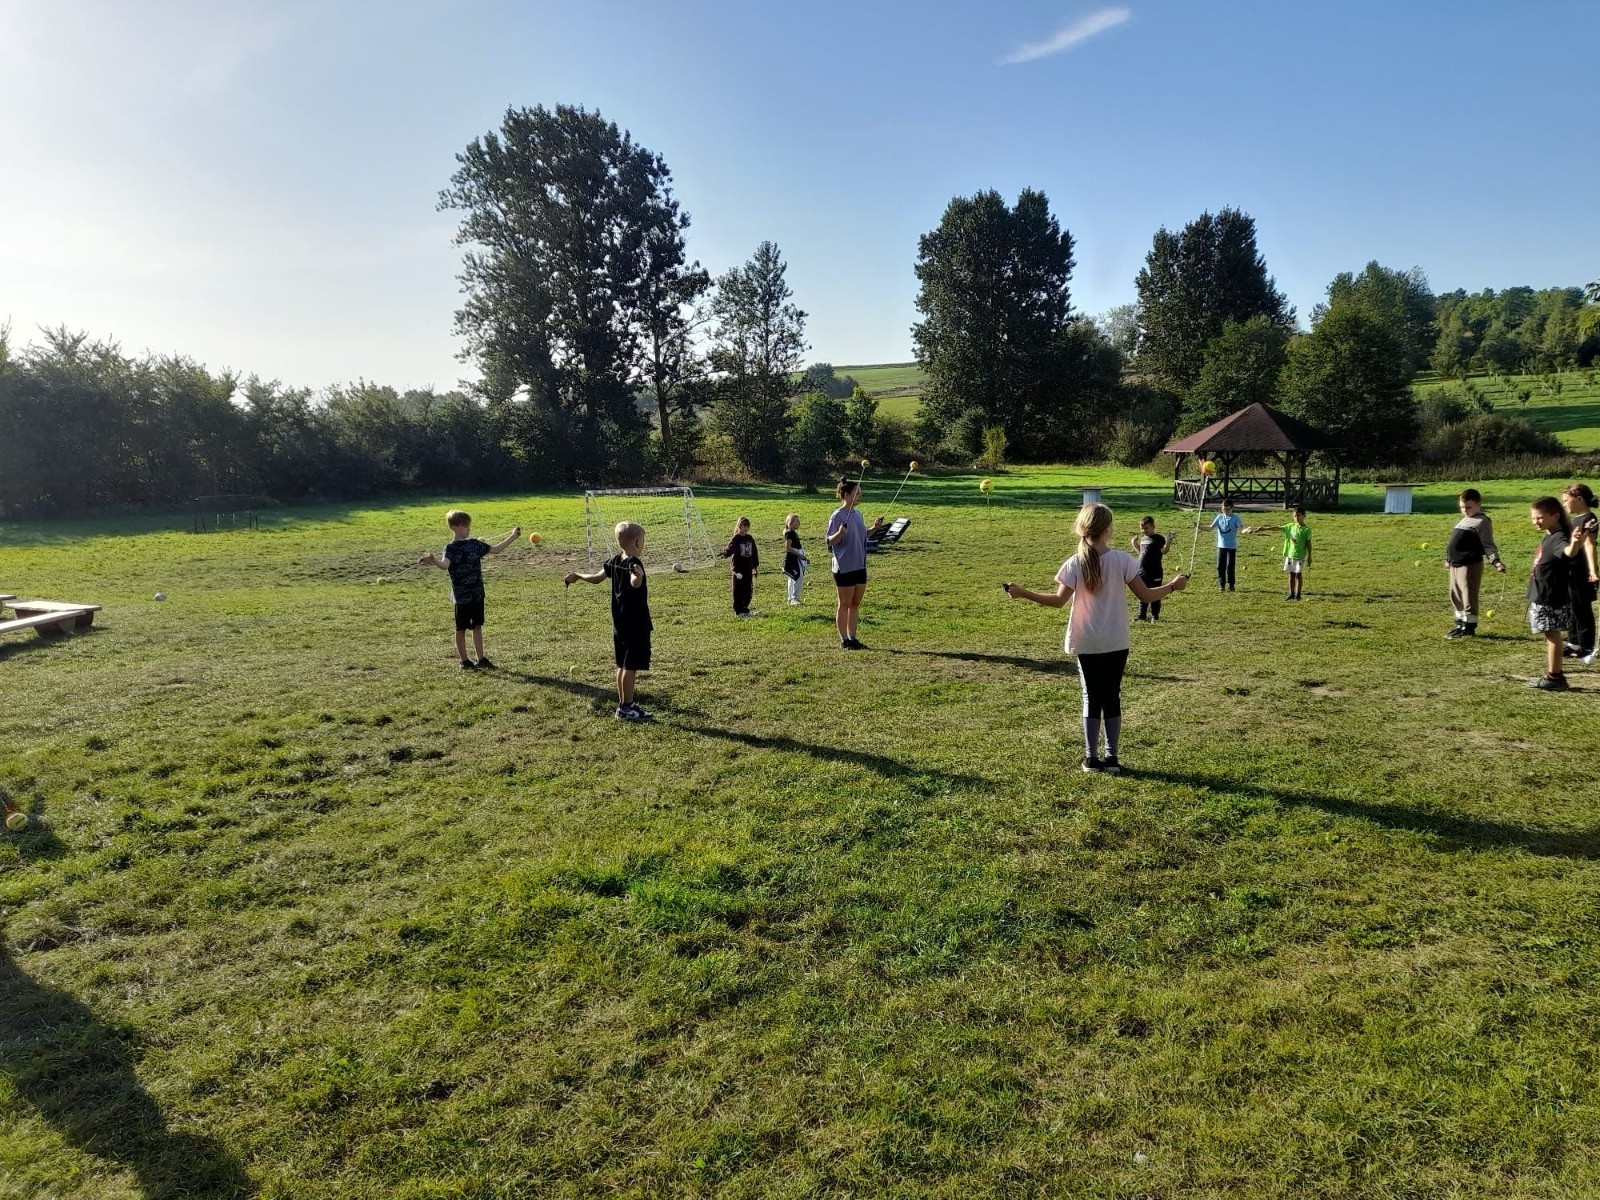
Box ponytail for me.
[1073,504,1114,593]
[836,477,859,501]
[1534,495,1571,536]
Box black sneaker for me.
[1530,674,1571,691]
[1563,645,1582,659]
[1100,755,1122,776]
[1081,756,1103,773]
[1445,624,1468,639]
[625,701,654,720]
[459,658,476,670]
[845,637,867,650]
[475,656,497,669]
[616,704,647,721]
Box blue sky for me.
[2,0,1595,392]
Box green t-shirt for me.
[1282,522,1312,561]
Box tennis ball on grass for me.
[529,532,541,544]
[1486,609,1496,619]
[5,811,27,832]
[154,592,167,601]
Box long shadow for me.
[0,941,254,1197]
[485,669,616,712]
[888,647,1073,674]
[1134,767,1600,861]
[0,627,100,662]
[676,722,992,790]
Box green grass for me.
[7,468,1600,1196]
[1413,368,1600,449]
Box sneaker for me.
[1529,674,1571,691]
[1081,756,1103,773]
[1101,755,1122,776]
[625,701,654,720]
[475,656,497,669]
[1563,645,1582,659]
[1445,625,1468,639]
[616,705,646,721]
[459,658,476,670]
[736,611,752,618]
[846,637,867,650]
[1584,652,1597,666]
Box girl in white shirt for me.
[1005,504,1189,774]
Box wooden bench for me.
[2,600,101,635]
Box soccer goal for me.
[583,486,716,571]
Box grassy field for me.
[1413,369,1600,450]
[7,467,1600,1197]
[837,363,925,422]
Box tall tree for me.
[1279,290,1417,466]
[1134,208,1293,392]
[1181,316,1290,434]
[439,104,697,480]
[708,241,808,476]
[912,188,1086,458]
[1320,263,1435,374]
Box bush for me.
[975,425,1008,471]
[945,409,987,461]
[1419,411,1564,464]
[1106,418,1170,467]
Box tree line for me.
[5,101,1597,516]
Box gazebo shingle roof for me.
[1162,403,1340,455]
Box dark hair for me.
[1140,514,1155,526]
[1459,488,1482,504]
[1221,497,1234,507]
[1562,483,1597,507]
[1533,495,1572,535]
[836,477,859,500]
[1292,505,1306,517]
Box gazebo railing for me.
[1174,476,1339,509]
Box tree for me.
[1094,303,1141,358]
[843,385,877,458]
[912,188,1083,459]
[708,241,808,475]
[1279,294,1417,466]
[1134,208,1293,392]
[1320,263,1435,374]
[788,391,849,484]
[633,231,711,472]
[439,104,697,480]
[1181,316,1290,433]
[798,363,857,399]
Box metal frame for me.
[583,486,715,569]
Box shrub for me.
[975,425,1008,471]
[1106,418,1169,467]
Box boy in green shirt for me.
[1282,505,1312,600]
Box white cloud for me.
[1001,7,1131,65]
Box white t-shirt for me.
[1055,548,1141,655]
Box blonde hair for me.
[614,520,644,550]
[784,513,799,528]
[1074,504,1113,593]
[445,508,470,528]
[735,515,751,531]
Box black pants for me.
[1571,583,1597,655]
[1076,649,1129,719]
[1217,548,1236,590]
[1137,569,1162,621]
[732,572,753,614]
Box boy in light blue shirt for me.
[1209,499,1242,591]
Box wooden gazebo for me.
[1163,403,1341,509]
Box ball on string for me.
[909,460,920,472]
[979,478,993,494]
[1200,460,1216,476]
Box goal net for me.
[583,486,716,571]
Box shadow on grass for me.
[677,722,992,790]
[0,942,255,1197]
[0,627,100,662]
[489,669,616,713]
[1136,768,1600,860]
[888,647,1073,673]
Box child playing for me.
[1281,506,1312,600]
[1210,499,1243,591]
[1005,503,1189,774]
[718,516,760,616]
[1526,496,1589,691]
[417,509,521,669]
[565,521,655,721]
[782,513,809,606]
[1129,515,1170,621]
[1560,484,1600,662]
[1443,487,1506,639]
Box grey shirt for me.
[827,506,868,574]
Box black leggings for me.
[1138,569,1162,620]
[1076,649,1129,720]
[1217,547,1236,590]
[1572,585,1597,655]
[732,571,753,614]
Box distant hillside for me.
[1412,369,1600,450]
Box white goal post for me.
[583,486,717,571]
